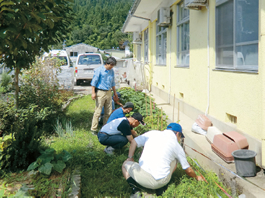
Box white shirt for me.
[134,130,190,180]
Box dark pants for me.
[97,132,128,149]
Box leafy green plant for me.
[0,105,53,172]
[27,148,72,176]
[0,72,12,93]
[118,87,168,135]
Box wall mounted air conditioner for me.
[132,32,142,45]
[157,7,171,27]
[185,0,207,10]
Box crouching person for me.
[122,123,203,197]
[98,112,144,155]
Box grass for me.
[50,95,233,197]
[0,94,233,197]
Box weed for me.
[65,120,74,137]
[54,118,65,137]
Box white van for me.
[75,53,103,85]
[42,50,74,89]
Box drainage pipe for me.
[168,23,172,104]
[205,3,210,115]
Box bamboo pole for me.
[157,111,160,130]
[161,107,163,130]
[173,94,175,122]
[145,93,147,116]
[149,97,153,128]
[177,102,180,123]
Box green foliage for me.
[0,0,74,71]
[0,72,12,93]
[118,87,168,135]
[0,105,50,172]
[0,101,16,136]
[67,0,133,49]
[27,148,72,176]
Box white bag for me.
[191,122,207,136]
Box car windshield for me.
[78,55,101,65]
[44,56,68,66]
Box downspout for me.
[168,24,172,103]
[205,3,210,115]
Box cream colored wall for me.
[260,0,265,166]
[136,0,265,166]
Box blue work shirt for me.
[90,65,115,90]
[107,107,125,123]
[101,99,115,115]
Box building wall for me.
[135,0,265,167]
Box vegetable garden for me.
[0,62,233,198]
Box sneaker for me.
[91,130,97,136]
[104,146,115,155]
[130,191,141,198]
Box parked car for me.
[75,53,103,85]
[42,50,74,90]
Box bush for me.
[0,105,50,172]
[19,58,66,134]
[0,72,12,93]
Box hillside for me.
[66,0,134,50]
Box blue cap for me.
[167,123,184,138]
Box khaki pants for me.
[124,160,177,189]
[91,90,112,131]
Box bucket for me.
[232,149,257,177]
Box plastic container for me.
[232,149,257,177]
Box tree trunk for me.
[15,67,19,109]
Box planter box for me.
[211,131,249,163]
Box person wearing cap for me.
[90,57,118,134]
[107,102,134,124]
[122,123,203,197]
[98,112,145,155]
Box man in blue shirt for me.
[107,102,134,123]
[90,57,118,134]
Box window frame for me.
[176,1,190,68]
[215,0,259,72]
[156,21,167,65]
[144,29,149,63]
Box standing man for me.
[90,57,118,134]
[122,123,203,197]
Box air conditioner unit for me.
[185,0,207,10]
[157,7,171,27]
[132,32,142,45]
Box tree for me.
[0,0,74,108]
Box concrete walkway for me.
[149,91,265,198]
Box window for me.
[156,22,167,65]
[144,29,149,63]
[70,52,78,57]
[177,2,190,67]
[216,0,259,71]
[137,45,141,62]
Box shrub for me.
[0,72,12,93]
[0,105,50,172]
[19,58,66,134]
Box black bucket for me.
[232,149,257,177]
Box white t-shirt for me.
[134,130,190,180]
